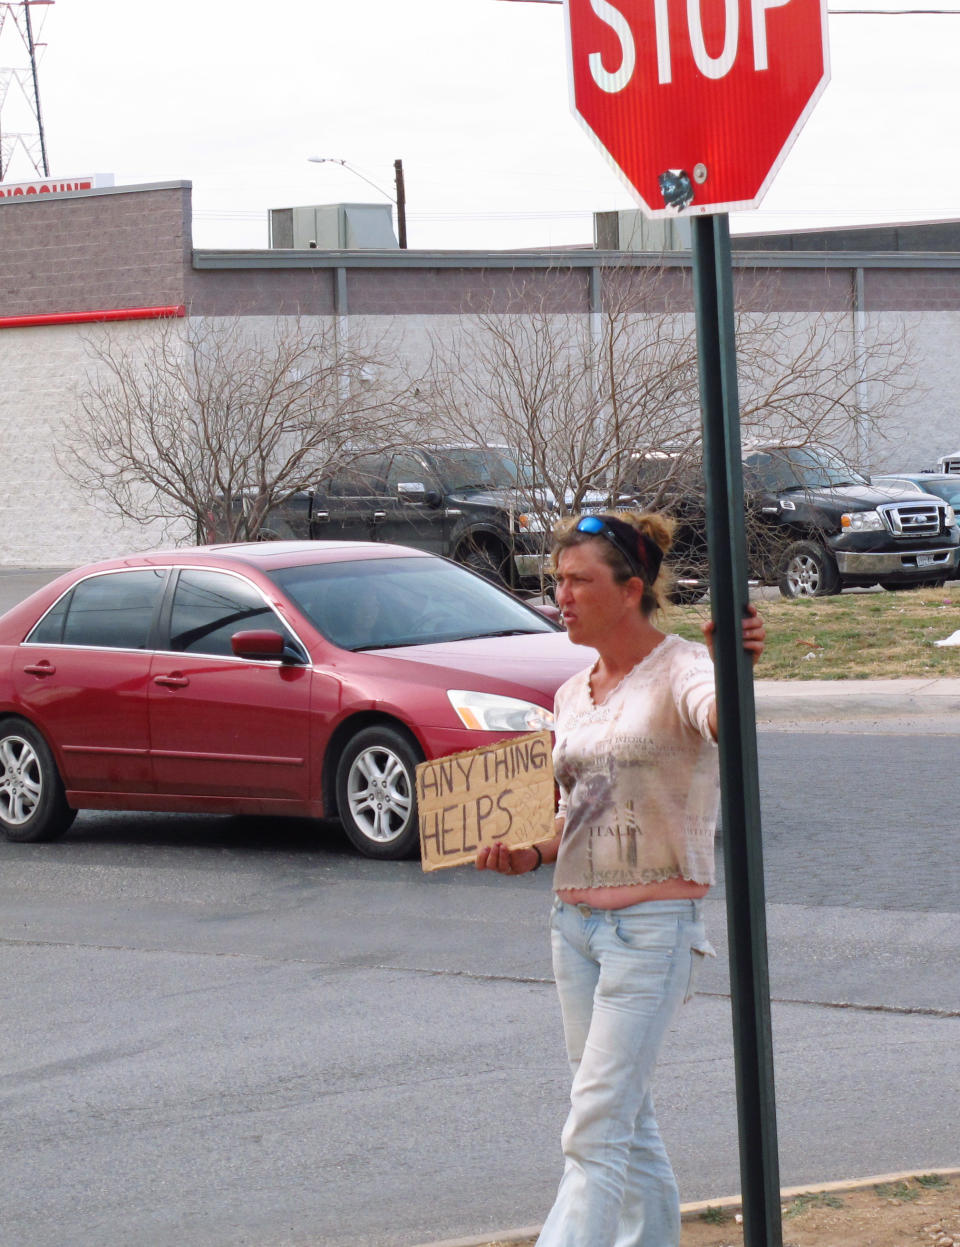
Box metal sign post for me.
[691,212,783,1247]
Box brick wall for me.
[865,268,960,312]
[185,267,337,316]
[0,182,191,317]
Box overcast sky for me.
[8,0,960,249]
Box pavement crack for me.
[699,989,960,1019]
[3,938,955,1014]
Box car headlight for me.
[841,510,885,531]
[447,690,555,732]
[945,505,956,527]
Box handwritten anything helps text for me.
[416,731,555,871]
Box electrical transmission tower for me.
[0,0,52,181]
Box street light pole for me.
[307,156,407,249]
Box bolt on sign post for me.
[563,2,830,1244]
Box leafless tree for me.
[414,266,702,520]
[61,314,416,542]
[414,264,918,591]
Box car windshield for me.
[744,448,868,491]
[267,556,557,651]
[430,448,536,491]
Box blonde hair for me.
[551,510,675,616]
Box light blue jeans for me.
[537,897,713,1247]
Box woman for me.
[476,510,765,1247]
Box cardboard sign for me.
[417,731,555,872]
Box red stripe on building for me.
[0,305,186,329]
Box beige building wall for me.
[3,305,948,568]
[0,320,187,567]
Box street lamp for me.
[307,156,407,249]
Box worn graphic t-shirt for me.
[552,634,719,891]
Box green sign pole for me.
[690,211,783,1247]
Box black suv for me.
[260,446,553,588]
[626,445,960,598]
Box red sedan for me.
[0,542,590,859]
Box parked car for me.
[872,472,960,511]
[259,445,621,591]
[0,541,591,859]
[625,445,960,598]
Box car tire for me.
[668,583,708,605]
[0,718,76,843]
[778,541,841,599]
[460,542,508,586]
[335,725,423,860]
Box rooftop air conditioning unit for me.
[269,202,398,249]
[593,210,691,252]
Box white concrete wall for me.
[0,307,955,568]
[0,320,181,568]
[868,312,960,472]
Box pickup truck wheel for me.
[778,541,841,599]
[460,542,508,586]
[335,726,423,860]
[0,719,76,843]
[668,585,708,605]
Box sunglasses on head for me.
[575,515,663,581]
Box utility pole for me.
[394,158,407,249]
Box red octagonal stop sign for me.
[565,0,830,216]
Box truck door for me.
[310,454,390,545]
[380,452,447,555]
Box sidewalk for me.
[754,677,960,725]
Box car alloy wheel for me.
[0,733,42,825]
[0,718,76,843]
[335,725,423,859]
[778,540,840,599]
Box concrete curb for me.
[409,1167,960,1247]
[754,679,960,722]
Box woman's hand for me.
[702,603,766,666]
[476,841,541,875]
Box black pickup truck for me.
[628,445,960,598]
[259,446,554,589]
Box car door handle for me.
[154,673,190,688]
[23,661,56,677]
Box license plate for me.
[917,553,937,567]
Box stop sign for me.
[565,0,830,216]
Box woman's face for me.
[554,541,642,648]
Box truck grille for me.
[880,501,946,537]
[940,457,960,474]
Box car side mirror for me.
[530,601,562,623]
[397,481,442,508]
[231,630,302,663]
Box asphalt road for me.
[2,727,958,1247]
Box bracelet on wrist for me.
[530,843,543,872]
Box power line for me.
[493,0,960,9]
